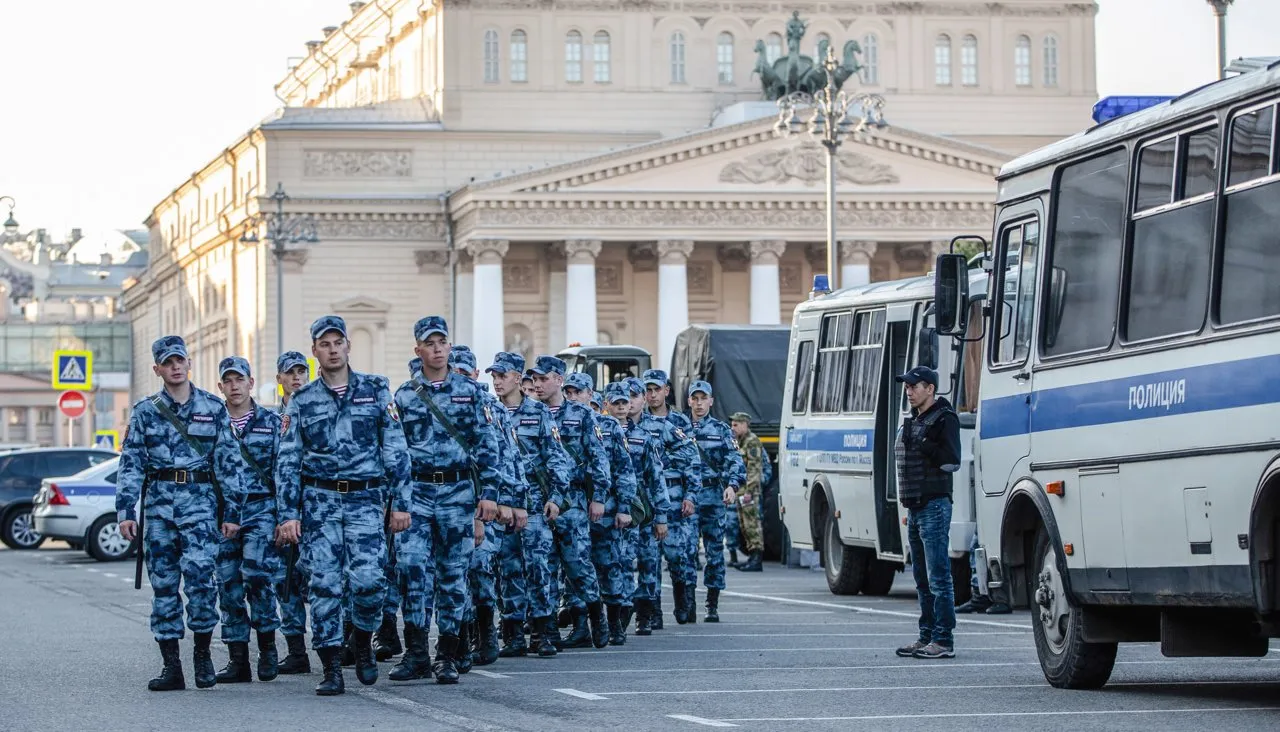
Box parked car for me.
[0,448,117,549]
[33,457,137,561]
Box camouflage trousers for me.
[632,510,690,603]
[498,513,554,622]
[394,481,474,636]
[723,501,741,553]
[464,521,501,621]
[276,547,309,637]
[692,498,728,591]
[570,518,627,609]
[302,486,388,649]
[546,506,601,607]
[216,495,282,642]
[615,525,638,607]
[739,497,764,554]
[143,481,221,641]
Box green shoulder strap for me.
[411,382,481,499]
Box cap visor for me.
[314,327,347,340]
[220,367,249,379]
[417,328,448,341]
[156,349,186,364]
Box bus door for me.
[982,201,1044,496]
[873,304,914,558]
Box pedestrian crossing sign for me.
[52,350,93,391]
[94,430,119,451]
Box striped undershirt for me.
[430,380,445,389]
[229,412,252,435]
[330,383,347,398]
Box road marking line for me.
[553,688,607,700]
[501,659,1189,676]
[716,707,1280,723]
[554,646,1033,655]
[471,669,509,678]
[354,687,511,731]
[667,714,738,727]
[103,572,118,578]
[595,679,1280,697]
[122,578,133,583]
[85,568,99,573]
[657,632,1029,638]
[716,588,1032,629]
[708,611,834,615]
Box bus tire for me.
[951,557,973,607]
[862,559,898,596]
[1030,524,1116,689]
[824,511,868,595]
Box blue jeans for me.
[907,496,955,647]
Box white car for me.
[32,458,137,561]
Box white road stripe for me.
[471,669,509,678]
[121,578,132,583]
[715,707,1280,723]
[85,568,99,573]
[553,688,607,700]
[553,646,1033,655]
[501,659,1187,677]
[592,679,1280,697]
[103,573,118,578]
[354,687,511,731]
[657,632,1029,638]
[666,714,738,727]
[710,611,834,615]
[716,587,1031,629]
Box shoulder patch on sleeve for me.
[551,426,562,443]
[674,428,687,441]
[280,415,291,434]
[386,403,400,422]
[483,404,493,424]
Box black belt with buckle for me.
[412,468,469,484]
[302,477,377,493]
[151,469,213,484]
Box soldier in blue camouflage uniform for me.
[276,315,412,696]
[530,356,612,649]
[686,381,746,623]
[271,351,318,674]
[386,317,503,685]
[211,357,285,683]
[489,352,572,658]
[604,381,672,636]
[590,390,604,414]
[636,372,703,626]
[564,372,636,646]
[117,335,248,691]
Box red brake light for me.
[48,484,70,506]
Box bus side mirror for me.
[934,253,969,336]
[917,327,938,370]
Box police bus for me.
[931,58,1280,689]
[778,269,986,601]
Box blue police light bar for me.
[1091,96,1176,124]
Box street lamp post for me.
[1207,0,1234,80]
[240,183,319,360]
[0,196,19,236]
[774,48,886,292]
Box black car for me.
[0,448,117,550]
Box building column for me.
[26,407,37,444]
[840,241,878,287]
[748,240,787,325]
[656,240,694,371]
[561,240,602,346]
[465,239,509,374]
[0,408,8,442]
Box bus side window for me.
[791,340,816,414]
[1219,103,1280,324]
[959,301,984,413]
[991,219,1039,366]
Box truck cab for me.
[556,344,652,390]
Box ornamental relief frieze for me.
[303,149,413,178]
[463,205,991,233]
[313,213,445,240]
[720,144,900,186]
[441,0,1092,16]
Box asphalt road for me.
[2,543,1279,732]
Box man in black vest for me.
[892,366,961,660]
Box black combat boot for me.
[351,627,378,686]
[620,603,634,633]
[193,632,217,689]
[557,606,574,628]
[340,621,355,667]
[215,641,252,683]
[498,618,528,657]
[564,607,592,648]
[315,647,345,696]
[388,624,431,681]
[651,593,664,630]
[634,598,652,636]
[455,622,473,674]
[373,614,402,661]
[257,630,279,681]
[475,606,500,666]
[705,588,721,623]
[606,604,626,646]
[148,639,186,691]
[672,584,690,625]
[686,585,698,624]
[588,601,609,649]
[535,617,559,657]
[433,634,461,684]
[735,552,762,572]
[278,634,311,674]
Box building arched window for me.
[961,34,978,86]
[483,29,499,83]
[565,30,583,82]
[814,32,831,61]
[1043,33,1059,87]
[766,32,783,65]
[934,34,952,86]
[717,32,735,85]
[1014,34,1032,86]
[593,31,611,83]
[510,30,528,82]
[862,33,879,85]
[670,31,686,83]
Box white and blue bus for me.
[932,59,1280,689]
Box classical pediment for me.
[719,144,900,186]
[331,295,391,314]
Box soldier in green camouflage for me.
[730,413,764,572]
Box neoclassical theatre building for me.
[124,0,1098,401]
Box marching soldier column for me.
[117,314,775,695]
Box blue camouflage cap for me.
[522,369,534,381]
[642,369,669,387]
[688,380,713,397]
[218,356,251,380]
[449,345,477,373]
[486,351,525,375]
[603,382,631,403]
[529,355,566,376]
[414,315,449,342]
[590,390,604,409]
[276,351,307,374]
[408,357,422,377]
[622,376,646,397]
[310,315,348,342]
[151,335,188,365]
[563,372,594,392]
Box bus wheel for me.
[824,511,868,595]
[1031,524,1116,689]
[862,559,898,596]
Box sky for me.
[0,0,1276,235]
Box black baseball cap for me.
[895,365,939,388]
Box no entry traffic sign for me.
[58,390,88,419]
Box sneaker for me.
[895,640,929,658]
[984,602,1013,615]
[912,642,955,659]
